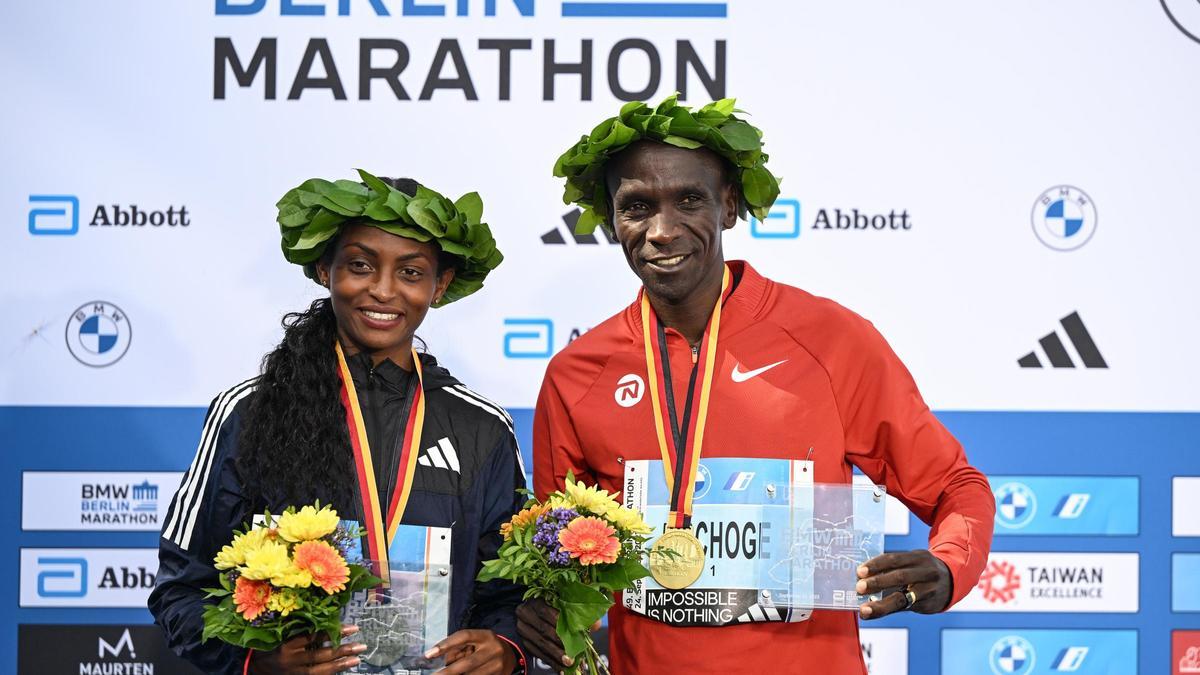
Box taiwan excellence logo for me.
[994,482,1037,529]
[66,302,131,367]
[977,559,1021,605]
[1031,186,1096,251]
[990,635,1035,675]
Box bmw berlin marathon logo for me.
[994,482,1036,530]
[1031,186,1096,251]
[990,635,1035,675]
[67,302,131,367]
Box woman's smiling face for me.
[316,223,454,364]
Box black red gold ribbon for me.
[640,265,732,529]
[334,342,426,572]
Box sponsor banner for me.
[1174,553,1200,612]
[22,471,182,531]
[860,628,908,675]
[942,629,1137,675]
[1174,477,1200,537]
[853,474,910,536]
[17,624,201,675]
[1176,630,1200,675]
[19,548,158,608]
[990,476,1137,535]
[952,552,1138,613]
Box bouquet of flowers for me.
[201,503,382,651]
[477,475,656,674]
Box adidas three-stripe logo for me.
[541,209,619,245]
[418,437,460,474]
[1018,311,1108,369]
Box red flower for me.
[233,577,272,621]
[558,517,620,566]
[292,540,350,593]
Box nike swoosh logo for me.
[731,359,788,383]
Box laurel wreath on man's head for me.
[552,93,782,235]
[275,169,503,306]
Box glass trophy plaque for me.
[342,525,452,674]
[623,458,886,625]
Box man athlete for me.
[518,97,995,673]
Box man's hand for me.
[516,598,574,672]
[856,550,953,620]
[428,629,517,675]
[248,625,365,674]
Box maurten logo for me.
[1017,312,1107,369]
[99,629,136,659]
[1161,0,1200,45]
[1031,186,1096,251]
[990,635,1036,675]
[994,482,1037,529]
[542,209,618,246]
[67,301,132,367]
[977,559,1021,605]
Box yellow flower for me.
[240,541,292,581]
[602,502,653,534]
[214,528,269,570]
[562,479,619,516]
[266,588,303,617]
[271,564,314,589]
[276,505,340,542]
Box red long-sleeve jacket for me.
[533,261,994,674]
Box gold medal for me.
[649,528,705,590]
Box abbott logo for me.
[614,374,645,408]
[503,318,553,359]
[750,199,801,239]
[28,195,80,235]
[37,557,87,598]
[99,628,136,659]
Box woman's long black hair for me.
[235,296,354,509]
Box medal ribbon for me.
[641,265,732,530]
[334,342,426,573]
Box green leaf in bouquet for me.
[558,581,612,634]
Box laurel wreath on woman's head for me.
[275,169,503,306]
[552,93,782,235]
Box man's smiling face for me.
[605,140,739,305]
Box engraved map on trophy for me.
[342,525,453,674]
[769,483,886,609]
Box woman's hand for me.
[428,629,518,675]
[248,625,365,674]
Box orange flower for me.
[292,540,350,593]
[502,503,550,540]
[233,577,272,621]
[558,516,620,566]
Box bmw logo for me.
[1031,186,1097,251]
[66,301,131,367]
[989,635,1036,675]
[993,482,1037,530]
[693,464,712,501]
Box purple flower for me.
[533,507,578,567]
